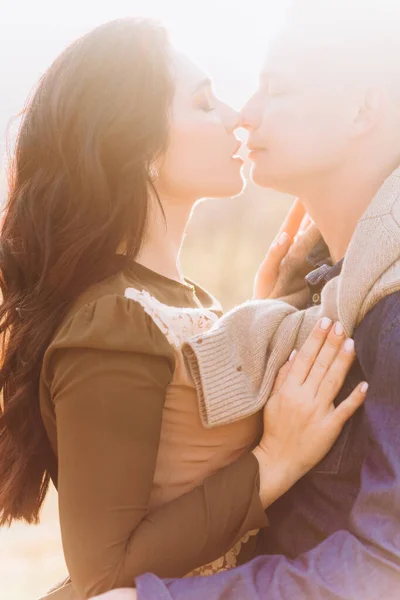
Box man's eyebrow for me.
[259,69,279,82]
[192,78,212,94]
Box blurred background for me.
[0,1,293,598]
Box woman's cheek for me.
[160,117,232,194]
[187,122,223,171]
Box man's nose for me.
[240,95,262,131]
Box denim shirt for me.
[136,253,400,600]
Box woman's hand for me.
[252,318,368,507]
[253,199,308,300]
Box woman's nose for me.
[240,95,262,131]
[222,104,240,133]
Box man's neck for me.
[300,161,398,264]
[135,194,196,284]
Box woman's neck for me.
[135,194,196,284]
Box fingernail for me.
[278,232,289,246]
[320,317,332,331]
[334,322,344,337]
[289,350,297,362]
[344,338,355,353]
[360,382,369,393]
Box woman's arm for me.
[50,294,366,599]
[49,296,268,599]
[87,317,368,600]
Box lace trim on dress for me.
[186,529,260,577]
[124,287,218,348]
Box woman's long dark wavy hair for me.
[0,18,174,525]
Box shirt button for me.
[197,338,203,344]
[312,293,321,304]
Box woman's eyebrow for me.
[192,78,212,94]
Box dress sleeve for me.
[44,294,267,599]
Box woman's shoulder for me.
[39,270,177,458]
[46,270,176,361]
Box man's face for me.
[242,26,360,195]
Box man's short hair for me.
[286,0,400,97]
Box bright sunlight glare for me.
[0,0,291,171]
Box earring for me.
[149,164,159,182]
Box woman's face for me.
[156,50,244,202]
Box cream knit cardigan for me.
[183,167,400,428]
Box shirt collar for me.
[305,239,344,291]
[306,237,332,269]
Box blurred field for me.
[0,176,293,600]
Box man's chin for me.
[250,162,277,189]
[250,163,295,195]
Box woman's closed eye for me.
[199,100,216,113]
[194,88,218,113]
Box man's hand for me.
[90,590,137,600]
[253,199,309,300]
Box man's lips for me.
[247,144,267,152]
[247,146,267,160]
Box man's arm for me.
[134,296,400,600]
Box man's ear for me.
[351,86,386,137]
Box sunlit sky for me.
[0,0,291,172]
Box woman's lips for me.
[231,140,244,164]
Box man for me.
[93,1,400,598]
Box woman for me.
[0,19,366,600]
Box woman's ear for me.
[351,86,386,137]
